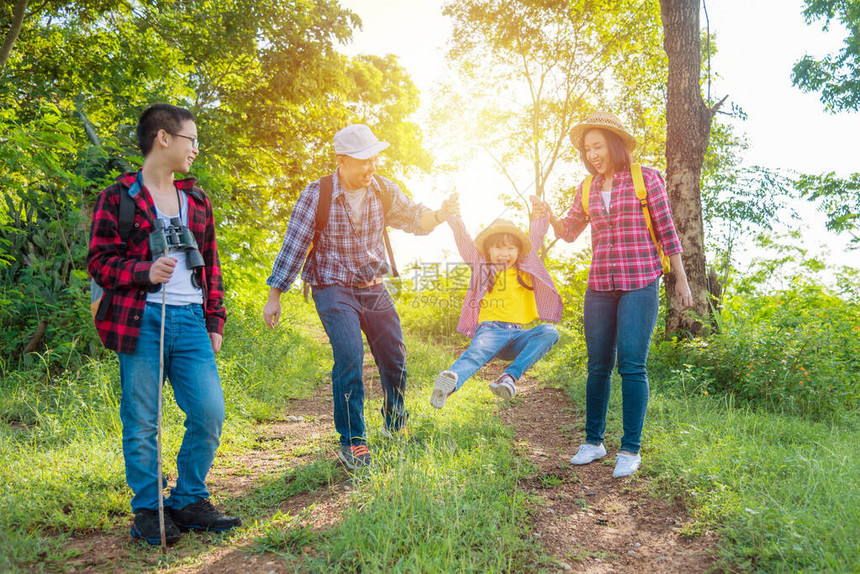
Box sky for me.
[336,0,859,279]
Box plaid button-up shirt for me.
[87,172,226,354]
[556,166,682,292]
[267,171,431,291]
[448,215,562,338]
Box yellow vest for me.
[478,267,539,324]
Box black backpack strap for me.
[95,184,139,321]
[303,175,334,301]
[117,183,136,249]
[373,175,399,278]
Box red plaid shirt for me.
[87,172,226,353]
[556,166,682,292]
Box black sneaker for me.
[169,499,242,532]
[338,444,372,470]
[131,509,182,545]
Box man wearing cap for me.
[263,124,459,469]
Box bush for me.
[650,280,859,421]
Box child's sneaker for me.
[613,453,641,478]
[489,373,517,399]
[569,443,607,465]
[430,370,458,409]
[338,444,372,470]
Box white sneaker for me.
[430,370,457,409]
[613,453,641,478]
[569,443,607,465]
[488,374,517,400]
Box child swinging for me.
[431,201,562,408]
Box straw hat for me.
[569,111,636,152]
[474,219,532,257]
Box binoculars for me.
[149,217,205,272]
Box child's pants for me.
[448,321,559,390]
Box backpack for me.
[581,163,671,274]
[302,174,399,300]
[90,184,137,320]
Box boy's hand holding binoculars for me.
[149,256,178,284]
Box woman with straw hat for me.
[533,111,692,478]
[429,212,562,409]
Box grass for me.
[0,298,543,572]
[0,294,329,571]
[540,335,860,573]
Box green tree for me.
[791,0,860,113]
[437,0,666,252]
[0,0,431,358]
[791,0,860,252]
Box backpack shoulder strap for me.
[117,183,136,248]
[315,175,334,238]
[581,175,593,221]
[372,175,398,277]
[631,163,671,273]
[372,175,393,222]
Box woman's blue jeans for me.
[312,284,408,446]
[583,279,659,454]
[117,303,225,513]
[449,321,559,390]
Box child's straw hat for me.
[569,111,636,152]
[474,219,532,257]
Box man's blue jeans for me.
[312,284,407,446]
[448,321,559,390]
[118,303,225,513]
[583,279,659,455]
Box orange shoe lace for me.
[351,444,370,456]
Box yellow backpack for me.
[581,163,671,274]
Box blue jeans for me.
[117,303,225,513]
[312,284,407,446]
[448,321,559,390]
[583,279,659,455]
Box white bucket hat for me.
[333,124,390,159]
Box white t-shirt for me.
[343,187,368,231]
[601,190,612,212]
[146,193,204,306]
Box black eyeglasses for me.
[168,133,199,150]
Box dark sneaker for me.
[131,508,182,545]
[169,499,242,532]
[338,444,372,470]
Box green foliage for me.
[437,0,666,218]
[0,105,108,362]
[0,0,431,363]
[792,0,860,112]
[794,171,860,248]
[650,279,859,421]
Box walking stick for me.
[157,248,168,554]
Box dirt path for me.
[496,370,718,573]
[58,360,717,573]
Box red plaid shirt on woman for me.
[87,171,226,354]
[556,166,682,292]
[447,215,563,338]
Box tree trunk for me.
[660,0,719,337]
[1,0,29,69]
